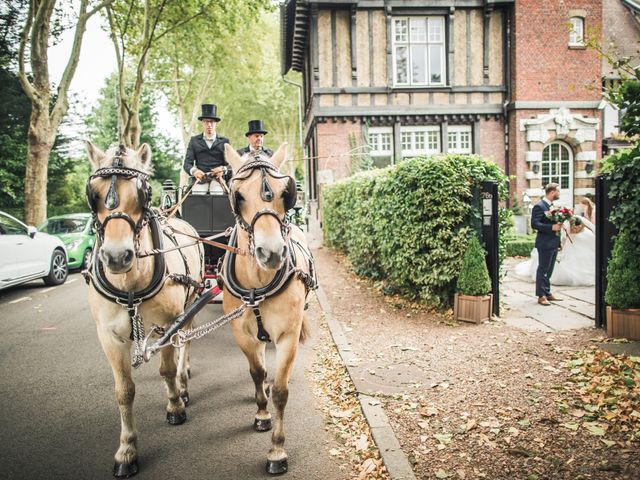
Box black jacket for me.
[183,133,232,181]
[236,146,274,157]
[531,200,561,250]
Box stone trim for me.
[510,101,601,110]
[576,150,597,161]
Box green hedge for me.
[506,234,535,257]
[322,155,510,307]
[603,145,640,309]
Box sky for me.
[48,10,180,149]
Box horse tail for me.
[299,317,311,344]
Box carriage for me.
[161,177,235,301]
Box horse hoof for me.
[166,410,187,425]
[181,393,190,407]
[266,458,288,475]
[254,418,272,432]
[113,459,138,478]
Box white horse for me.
[85,143,203,477]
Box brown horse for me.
[222,143,316,475]
[85,143,204,477]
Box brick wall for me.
[512,0,602,101]
[479,118,506,170]
[315,120,363,181]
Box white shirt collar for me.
[543,197,553,207]
[204,133,216,142]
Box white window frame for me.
[542,142,574,206]
[400,126,441,158]
[447,125,473,154]
[392,16,446,87]
[568,17,584,46]
[367,126,394,167]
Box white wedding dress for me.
[513,218,596,286]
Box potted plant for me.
[605,232,640,340]
[454,236,493,323]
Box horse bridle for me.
[85,144,153,246]
[229,154,297,255]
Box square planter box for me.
[606,306,640,341]
[454,293,493,324]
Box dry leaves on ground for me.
[560,346,640,444]
[307,302,389,480]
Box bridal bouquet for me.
[545,206,574,224]
[545,207,576,244]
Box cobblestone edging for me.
[315,285,417,480]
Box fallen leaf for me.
[355,434,369,451]
[584,423,606,436]
[435,469,449,479]
[434,433,453,445]
[601,439,616,447]
[560,422,579,431]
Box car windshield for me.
[40,218,87,234]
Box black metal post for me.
[595,176,617,329]
[481,181,500,317]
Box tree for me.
[85,72,181,186]
[153,11,302,178]
[105,0,270,149]
[17,0,112,225]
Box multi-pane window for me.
[542,142,572,189]
[447,126,472,154]
[401,126,440,158]
[569,17,584,46]
[367,127,394,168]
[393,17,445,86]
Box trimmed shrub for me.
[456,236,492,296]
[506,234,535,257]
[322,154,509,307]
[605,232,640,310]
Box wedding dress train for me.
[513,218,596,286]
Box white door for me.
[541,142,573,207]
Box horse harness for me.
[83,145,203,367]
[221,154,317,343]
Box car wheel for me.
[82,248,93,269]
[43,249,68,286]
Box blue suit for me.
[531,200,560,297]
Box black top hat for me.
[198,104,221,121]
[245,120,268,136]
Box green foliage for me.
[84,73,181,186]
[601,144,640,239]
[505,234,536,257]
[456,236,492,296]
[323,154,509,307]
[605,232,640,309]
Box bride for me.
[513,217,595,286]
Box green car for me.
[38,213,96,269]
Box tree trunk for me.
[24,101,54,225]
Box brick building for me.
[280,0,638,208]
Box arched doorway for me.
[541,142,573,206]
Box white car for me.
[0,211,68,290]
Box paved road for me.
[0,274,342,480]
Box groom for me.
[531,183,562,306]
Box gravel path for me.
[314,247,640,480]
